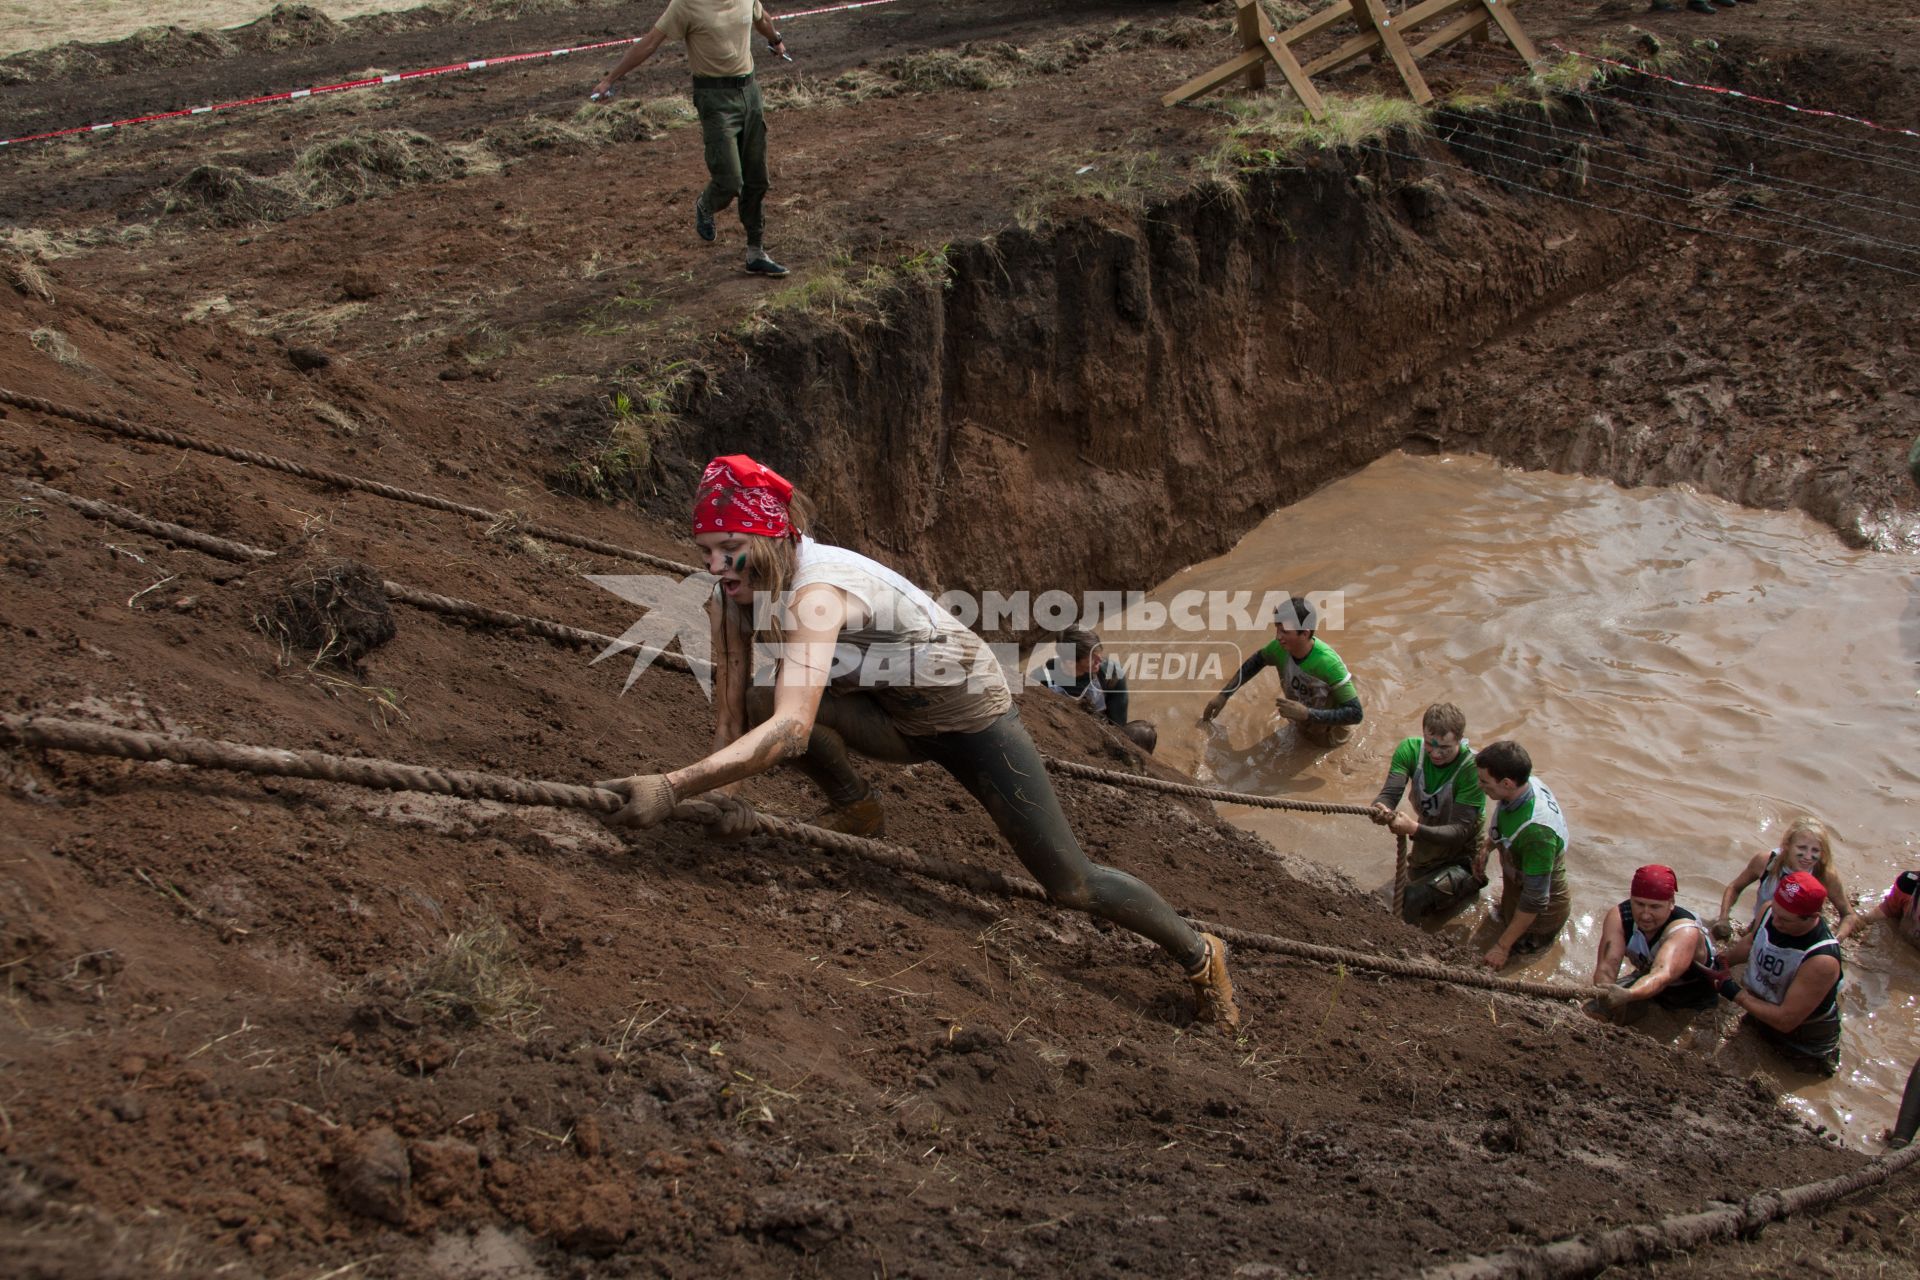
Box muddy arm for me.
[1590,907,1627,987]
[1615,928,1696,1003]
[1730,955,1841,1033]
[666,585,844,799]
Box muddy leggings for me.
[749,689,1207,971]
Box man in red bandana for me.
[596,455,1242,1032]
[1715,870,1845,1076]
[1588,864,1719,1023]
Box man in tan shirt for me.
[593,1,790,276]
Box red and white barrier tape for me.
[1551,42,1920,143]
[0,0,912,151]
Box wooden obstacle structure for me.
[1165,0,1546,117]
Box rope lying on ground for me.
[0,714,1597,1003]
[15,717,1908,1270]
[15,481,708,677]
[0,386,697,575]
[1422,1141,1920,1280]
[1043,757,1378,817]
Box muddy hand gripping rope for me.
[0,0,917,150]
[0,713,1597,1003]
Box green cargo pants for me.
[691,74,769,248]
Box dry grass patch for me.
[4,253,54,303]
[403,916,542,1032]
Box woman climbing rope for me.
[595,455,1240,1030]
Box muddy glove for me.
[1201,693,1228,722]
[1274,697,1312,724]
[1366,802,1395,827]
[704,793,759,841]
[595,773,677,829]
[1709,916,1735,943]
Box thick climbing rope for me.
[15,481,707,677]
[1393,833,1409,920]
[1042,757,1378,817]
[1422,1140,1920,1280]
[0,386,697,575]
[25,473,1421,826]
[0,713,1596,1003]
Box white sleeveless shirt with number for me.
[1490,779,1570,859]
[1742,907,1843,1009]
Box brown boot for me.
[1187,932,1241,1031]
[807,793,885,838]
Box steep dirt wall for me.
[658,62,1916,607]
[672,131,1666,601]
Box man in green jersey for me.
[1201,596,1363,748]
[1473,739,1572,969]
[1368,702,1486,922]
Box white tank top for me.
[1742,908,1842,1008]
[783,538,1011,736]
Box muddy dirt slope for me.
[2,2,1918,1277]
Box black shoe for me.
[1648,0,1678,9]
[694,195,715,242]
[1686,0,1715,11]
[744,254,789,277]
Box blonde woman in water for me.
[1713,816,1860,943]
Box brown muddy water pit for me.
[1121,451,1918,1149]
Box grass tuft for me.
[294,128,465,205]
[404,917,541,1032]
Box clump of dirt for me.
[0,25,236,86]
[248,552,396,669]
[159,164,299,228]
[391,917,541,1031]
[876,49,1015,93]
[4,254,56,303]
[294,130,467,208]
[483,101,667,158]
[228,4,342,54]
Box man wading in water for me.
[1474,740,1572,969]
[1715,870,1845,1077]
[1201,597,1363,748]
[1588,864,1720,1023]
[1367,702,1486,922]
[594,455,1241,1031]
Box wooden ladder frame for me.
[1166,0,1546,116]
[1162,0,1327,117]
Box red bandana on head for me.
[1773,870,1827,917]
[1631,864,1678,902]
[692,454,794,539]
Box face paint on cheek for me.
[729,552,748,572]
